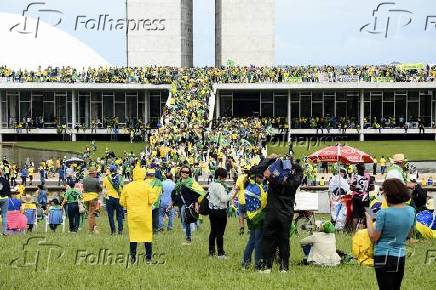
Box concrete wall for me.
[215,0,275,67]
[127,0,193,67]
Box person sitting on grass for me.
[300,220,341,266]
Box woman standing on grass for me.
[208,168,236,258]
[366,179,415,290]
[172,165,205,245]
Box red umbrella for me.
[308,145,374,164]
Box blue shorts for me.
[238,204,247,215]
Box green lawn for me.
[13,140,436,161]
[15,141,146,158]
[0,213,435,289]
[268,140,436,161]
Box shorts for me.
[238,204,247,216]
[352,195,369,219]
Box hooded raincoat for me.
[120,167,157,242]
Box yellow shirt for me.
[319,179,325,186]
[28,167,34,176]
[17,185,25,198]
[236,174,247,205]
[22,202,37,210]
[103,175,121,199]
[379,158,386,167]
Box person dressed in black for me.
[259,156,303,272]
[208,168,237,258]
[0,169,11,235]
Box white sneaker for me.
[258,269,271,274]
[217,255,228,260]
[280,270,288,273]
[182,241,192,246]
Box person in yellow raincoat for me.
[120,166,157,263]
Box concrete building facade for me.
[127,0,193,67]
[215,0,275,67]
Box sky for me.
[1,0,435,67]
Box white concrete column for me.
[72,90,77,142]
[85,95,89,127]
[216,90,220,118]
[359,89,365,141]
[0,90,3,129]
[144,90,149,125]
[287,89,291,142]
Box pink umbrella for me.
[308,145,374,164]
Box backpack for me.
[198,193,210,215]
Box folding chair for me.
[45,208,66,233]
[23,208,38,231]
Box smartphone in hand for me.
[364,207,375,219]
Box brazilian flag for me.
[175,177,206,198]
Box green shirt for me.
[64,188,82,203]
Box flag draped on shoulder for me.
[175,177,205,197]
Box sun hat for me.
[390,154,405,164]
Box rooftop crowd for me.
[1,64,436,84]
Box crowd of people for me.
[2,64,436,84]
[1,63,436,288]
[0,139,435,288]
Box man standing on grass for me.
[260,156,303,273]
[103,165,124,235]
[83,167,102,234]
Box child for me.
[37,185,48,211]
[47,199,63,232]
[22,194,37,232]
[15,180,26,199]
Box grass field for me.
[13,140,436,161]
[14,141,146,158]
[1,213,435,289]
[268,140,436,161]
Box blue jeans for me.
[106,196,124,234]
[242,228,264,269]
[158,206,175,230]
[181,205,192,241]
[0,198,8,234]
